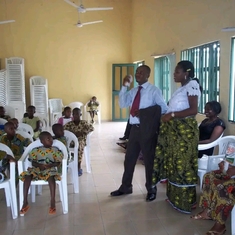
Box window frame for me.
[181,41,220,113]
[154,56,171,102]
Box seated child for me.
[64,108,94,176]
[22,106,41,139]
[58,106,73,126]
[0,106,11,121]
[52,123,67,147]
[19,131,63,216]
[87,96,99,124]
[0,122,32,161]
[9,118,19,130]
[0,150,15,182]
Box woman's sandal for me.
[191,213,212,220]
[206,228,226,235]
[20,205,30,216]
[49,207,56,215]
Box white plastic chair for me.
[4,105,15,118]
[0,118,7,125]
[0,143,18,219]
[30,76,49,121]
[198,135,235,191]
[48,99,64,126]
[84,101,101,124]
[68,102,83,119]
[18,123,34,138]
[232,207,235,235]
[18,139,68,214]
[64,130,79,193]
[84,132,93,173]
[16,130,34,143]
[35,113,49,131]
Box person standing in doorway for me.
[110,65,167,201]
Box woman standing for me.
[152,60,201,213]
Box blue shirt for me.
[119,82,167,124]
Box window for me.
[154,56,171,102]
[229,38,235,122]
[181,41,220,113]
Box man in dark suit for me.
[110,65,167,201]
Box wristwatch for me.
[171,112,175,118]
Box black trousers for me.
[124,119,132,139]
[119,125,157,193]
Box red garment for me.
[130,86,142,117]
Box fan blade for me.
[0,20,15,25]
[86,7,113,11]
[222,27,235,32]
[64,0,79,8]
[82,20,103,26]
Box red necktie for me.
[130,86,142,117]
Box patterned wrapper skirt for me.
[152,117,199,213]
[200,170,235,224]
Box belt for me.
[132,124,140,127]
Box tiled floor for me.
[0,122,232,235]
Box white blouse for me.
[166,80,201,114]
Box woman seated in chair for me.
[19,132,63,216]
[198,101,226,158]
[191,160,235,235]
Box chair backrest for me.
[19,139,68,171]
[0,118,7,125]
[16,130,34,143]
[35,113,49,131]
[218,135,235,155]
[68,102,83,110]
[48,99,63,113]
[4,105,15,118]
[64,130,79,163]
[64,130,79,149]
[0,143,14,156]
[18,123,34,137]
[30,76,48,118]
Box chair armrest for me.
[198,140,219,151]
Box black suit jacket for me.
[139,105,161,143]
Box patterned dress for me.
[200,170,235,224]
[0,134,31,161]
[152,80,201,213]
[64,121,94,164]
[22,116,41,139]
[0,115,11,121]
[19,147,63,181]
[88,101,99,113]
[0,150,8,180]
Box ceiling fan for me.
[222,27,235,32]
[64,0,113,13]
[76,19,103,28]
[0,20,15,25]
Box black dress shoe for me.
[119,136,127,141]
[110,189,132,197]
[146,193,156,202]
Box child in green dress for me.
[22,106,41,139]
[19,131,63,216]
[87,96,99,124]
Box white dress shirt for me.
[119,82,167,124]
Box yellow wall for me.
[0,0,132,120]
[131,0,235,135]
[1,0,235,126]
